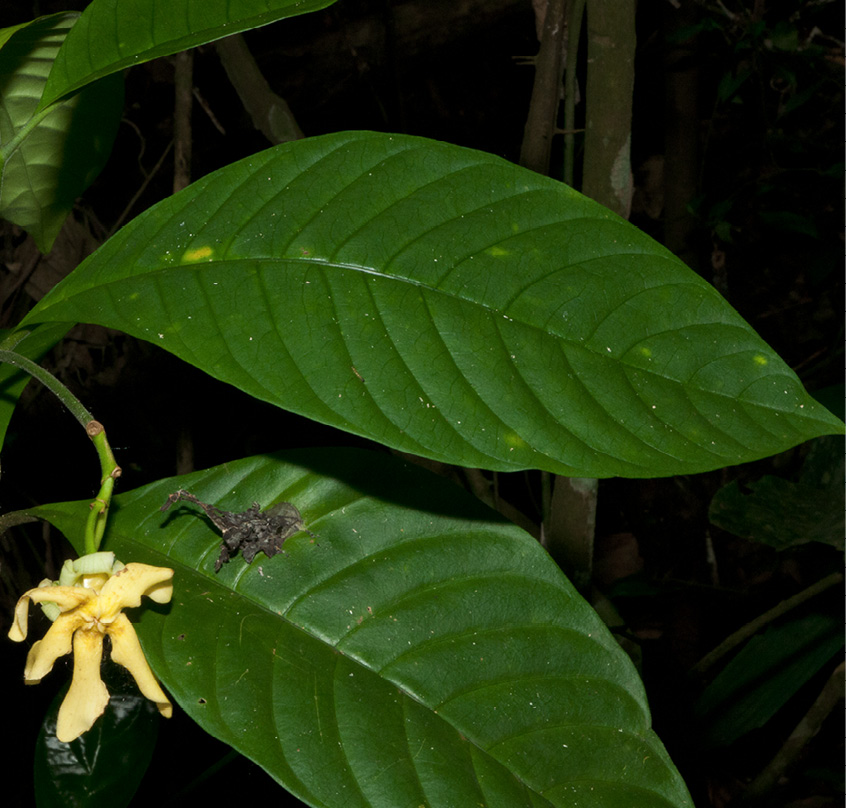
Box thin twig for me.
[519,0,569,174]
[109,141,173,237]
[692,572,844,675]
[743,661,845,802]
[192,86,226,135]
[173,49,193,193]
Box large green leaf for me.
[21,133,843,476]
[31,449,694,808]
[0,13,123,252]
[39,0,339,108]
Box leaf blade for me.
[40,0,339,108]
[0,13,123,252]
[695,613,843,748]
[32,449,694,808]
[22,133,844,476]
[34,676,159,808]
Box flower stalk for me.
[84,420,121,554]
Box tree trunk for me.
[546,1,636,591]
[582,0,636,217]
[663,2,700,271]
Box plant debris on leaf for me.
[161,490,314,571]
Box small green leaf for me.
[709,436,845,550]
[695,613,843,748]
[32,448,695,808]
[769,21,800,51]
[22,133,844,477]
[717,68,752,103]
[40,0,339,108]
[0,322,74,449]
[0,13,123,252]
[34,670,159,808]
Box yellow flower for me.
[8,553,174,743]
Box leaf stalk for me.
[0,350,121,552]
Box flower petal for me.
[8,585,93,642]
[24,613,81,682]
[108,613,172,718]
[98,564,174,619]
[56,630,110,743]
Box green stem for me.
[0,349,93,426]
[0,350,121,554]
[84,429,119,555]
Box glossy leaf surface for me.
[0,13,123,252]
[40,0,339,107]
[33,449,694,808]
[34,676,159,808]
[22,133,843,476]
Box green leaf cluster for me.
[1,0,842,806]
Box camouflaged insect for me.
[161,490,315,571]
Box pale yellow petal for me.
[108,613,172,718]
[23,613,80,682]
[56,630,109,743]
[8,586,92,642]
[25,585,93,610]
[24,641,47,683]
[98,564,174,618]
[144,578,174,604]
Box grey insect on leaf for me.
[160,489,316,571]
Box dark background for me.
[1,1,843,806]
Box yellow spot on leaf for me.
[486,246,509,257]
[503,431,526,450]
[753,354,769,366]
[181,246,214,263]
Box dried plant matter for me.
[161,490,313,571]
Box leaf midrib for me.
[36,253,813,422]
